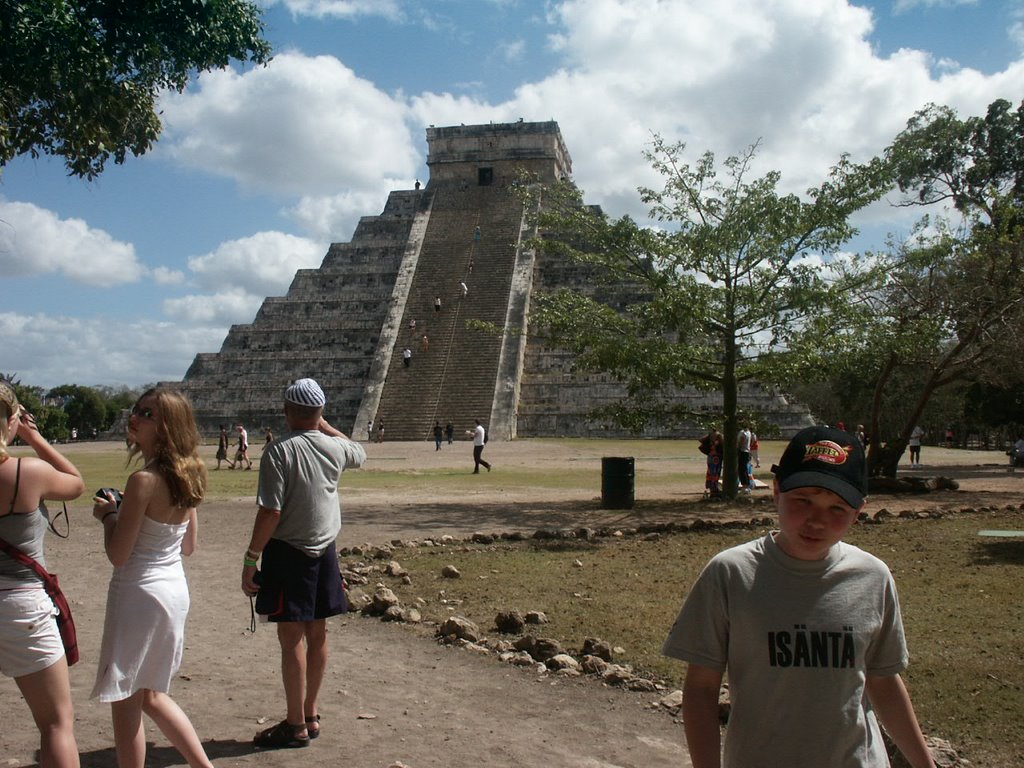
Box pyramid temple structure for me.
[174,120,812,441]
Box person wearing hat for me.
[241,378,366,749]
[662,426,935,768]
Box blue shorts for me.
[255,539,347,622]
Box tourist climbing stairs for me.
[373,182,524,441]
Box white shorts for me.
[0,587,64,678]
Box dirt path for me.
[5,439,1020,767]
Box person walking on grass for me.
[230,424,252,470]
[242,379,365,749]
[465,419,491,474]
[215,424,229,470]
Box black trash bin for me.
[601,456,635,509]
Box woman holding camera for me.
[0,381,86,768]
[91,387,213,768]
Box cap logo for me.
[802,440,850,466]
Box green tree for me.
[842,99,1024,476]
[521,138,890,498]
[47,384,107,436]
[2,373,68,441]
[0,0,272,179]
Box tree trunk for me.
[872,439,907,478]
[721,331,739,499]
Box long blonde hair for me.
[129,387,207,508]
[0,381,20,462]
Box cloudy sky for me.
[2,0,1022,390]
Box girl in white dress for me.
[91,387,212,768]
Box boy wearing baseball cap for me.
[663,426,935,768]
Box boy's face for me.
[772,482,862,561]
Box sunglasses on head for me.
[131,405,156,420]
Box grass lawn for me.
[376,512,1024,768]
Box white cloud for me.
[287,187,400,241]
[893,0,978,12]
[0,201,144,286]
[409,0,1024,225]
[264,0,403,21]
[186,231,326,296]
[498,39,527,63]
[0,311,225,389]
[151,266,186,285]
[159,52,420,197]
[163,288,265,327]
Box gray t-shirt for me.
[256,430,366,556]
[663,533,908,768]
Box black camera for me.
[95,488,123,508]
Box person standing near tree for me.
[242,379,365,749]
[908,425,925,468]
[736,423,752,492]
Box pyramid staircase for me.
[370,182,525,441]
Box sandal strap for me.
[254,719,310,749]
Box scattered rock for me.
[546,653,582,673]
[581,637,613,662]
[625,677,659,692]
[401,607,422,623]
[659,689,684,709]
[437,616,481,643]
[601,665,634,685]
[886,735,970,768]
[524,611,548,625]
[382,605,405,622]
[494,610,525,634]
[580,655,609,675]
[532,638,564,661]
[441,564,461,579]
[367,587,399,615]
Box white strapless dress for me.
[91,516,190,702]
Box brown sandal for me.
[254,720,310,749]
[305,714,321,739]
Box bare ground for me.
[4,439,1021,768]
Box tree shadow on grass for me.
[972,538,1024,566]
